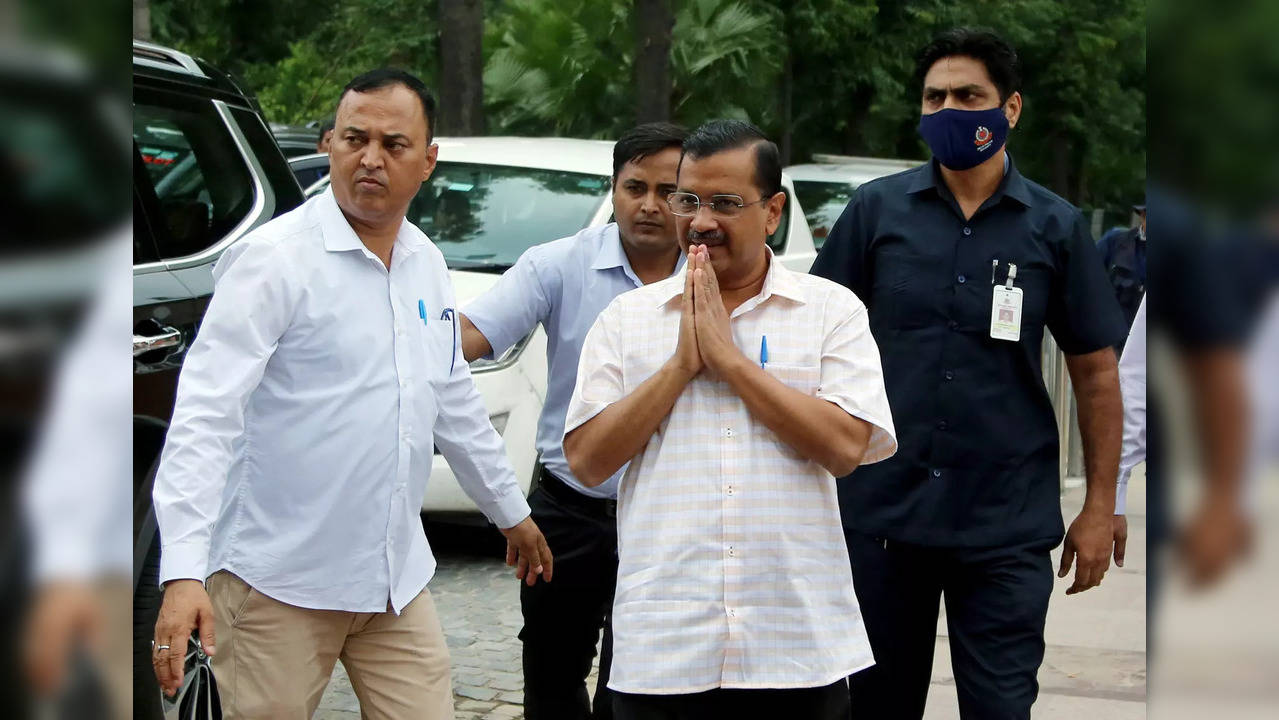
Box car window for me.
[406,163,609,270]
[792,180,858,250]
[278,143,318,158]
[765,188,793,254]
[293,164,329,190]
[133,98,255,260]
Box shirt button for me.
[957,275,967,284]
[944,370,955,380]
[727,546,735,557]
[726,486,734,496]
[932,469,942,478]
[949,320,959,330]
[724,428,733,438]
[937,420,948,430]
[963,227,972,236]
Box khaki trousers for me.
[206,571,453,720]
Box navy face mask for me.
[917,106,1009,171]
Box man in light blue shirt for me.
[460,122,686,720]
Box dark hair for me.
[679,119,781,198]
[317,115,335,143]
[914,27,1022,104]
[612,122,687,181]
[339,68,438,142]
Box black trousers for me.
[613,679,851,720]
[844,531,1055,720]
[520,469,619,720]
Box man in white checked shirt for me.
[563,120,898,719]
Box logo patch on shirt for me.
[974,126,994,152]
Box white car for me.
[785,155,921,250]
[309,137,817,516]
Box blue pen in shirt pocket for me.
[417,299,457,374]
[760,335,768,369]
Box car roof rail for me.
[810,153,920,167]
[132,40,207,79]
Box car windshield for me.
[792,180,858,250]
[406,162,609,271]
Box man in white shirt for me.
[149,69,550,720]
[563,120,897,719]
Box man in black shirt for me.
[811,28,1127,719]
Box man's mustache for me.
[687,229,725,243]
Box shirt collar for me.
[317,187,427,258]
[907,152,1034,209]
[590,224,628,270]
[593,223,687,286]
[655,246,805,308]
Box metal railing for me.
[1042,333,1085,490]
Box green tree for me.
[152,0,439,125]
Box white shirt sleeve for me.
[432,275,532,530]
[463,248,553,358]
[1116,298,1147,515]
[152,239,299,584]
[563,301,626,437]
[23,235,132,581]
[816,298,898,465]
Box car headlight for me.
[468,331,533,374]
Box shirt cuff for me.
[158,538,211,587]
[1114,479,1128,515]
[818,394,898,466]
[464,310,518,360]
[563,401,610,438]
[477,489,532,530]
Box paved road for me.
[315,525,600,720]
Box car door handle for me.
[133,325,183,356]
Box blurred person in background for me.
[1146,191,1255,594]
[317,115,334,153]
[459,122,687,720]
[21,236,132,720]
[1097,204,1147,347]
[1,38,130,719]
[149,69,550,720]
[812,27,1127,719]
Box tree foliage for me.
[149,0,1144,213]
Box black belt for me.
[539,467,617,518]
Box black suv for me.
[132,40,304,715]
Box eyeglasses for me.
[666,192,769,218]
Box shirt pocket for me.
[983,262,1051,338]
[761,363,822,461]
[764,363,821,396]
[872,250,945,329]
[417,319,458,387]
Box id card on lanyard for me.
[990,262,1023,342]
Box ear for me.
[422,142,439,182]
[1004,91,1023,130]
[764,191,786,235]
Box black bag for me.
[161,637,221,720]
